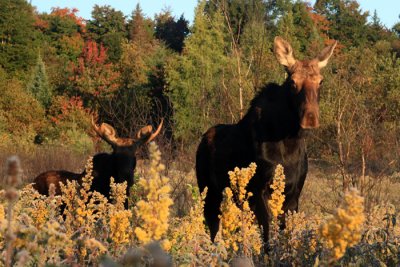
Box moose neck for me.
[239,80,303,142]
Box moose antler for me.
[92,117,163,148]
[134,118,164,147]
[92,116,135,146]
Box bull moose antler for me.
[92,117,164,147]
[134,118,164,147]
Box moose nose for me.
[307,112,315,121]
[301,111,319,129]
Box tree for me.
[205,0,266,39]
[241,1,283,91]
[100,34,172,139]
[314,0,369,47]
[167,0,230,146]
[365,10,392,44]
[0,75,45,141]
[68,41,120,109]
[127,4,155,44]
[0,0,40,73]
[28,54,52,109]
[393,15,400,37]
[39,8,85,61]
[87,5,127,62]
[155,11,189,53]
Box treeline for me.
[1,0,400,178]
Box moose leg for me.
[254,191,270,249]
[204,188,222,242]
[282,160,308,216]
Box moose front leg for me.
[253,189,271,251]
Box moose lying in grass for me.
[33,118,163,208]
[196,37,337,247]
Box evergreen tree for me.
[314,0,369,47]
[155,11,189,53]
[87,5,127,62]
[366,10,391,44]
[167,0,230,145]
[393,15,400,38]
[28,54,52,109]
[241,1,283,90]
[40,8,85,61]
[127,4,154,44]
[0,0,40,73]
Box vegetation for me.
[1,147,399,266]
[0,0,399,265]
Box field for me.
[0,144,399,266]
[1,0,400,265]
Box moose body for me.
[196,37,337,245]
[33,119,163,207]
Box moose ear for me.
[317,41,337,68]
[274,36,297,68]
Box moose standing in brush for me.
[196,37,337,245]
[33,118,163,207]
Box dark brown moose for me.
[33,118,163,207]
[196,37,337,246]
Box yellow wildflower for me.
[319,188,365,260]
[134,142,173,248]
[109,177,127,210]
[219,163,262,257]
[109,209,132,245]
[0,204,5,221]
[268,164,286,218]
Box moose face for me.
[274,37,337,129]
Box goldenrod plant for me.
[0,153,399,266]
[268,164,285,219]
[134,142,173,251]
[219,163,262,259]
[108,178,132,247]
[266,164,288,265]
[169,187,228,265]
[320,188,365,261]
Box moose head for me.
[274,37,337,129]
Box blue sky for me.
[31,0,399,28]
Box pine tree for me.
[128,4,154,44]
[87,5,127,62]
[155,11,189,53]
[241,1,283,90]
[314,0,369,47]
[167,0,230,145]
[28,54,52,109]
[0,0,40,73]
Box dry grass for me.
[0,146,89,186]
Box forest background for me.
[0,0,400,204]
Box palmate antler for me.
[92,116,164,148]
[134,118,164,147]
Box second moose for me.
[33,118,163,208]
